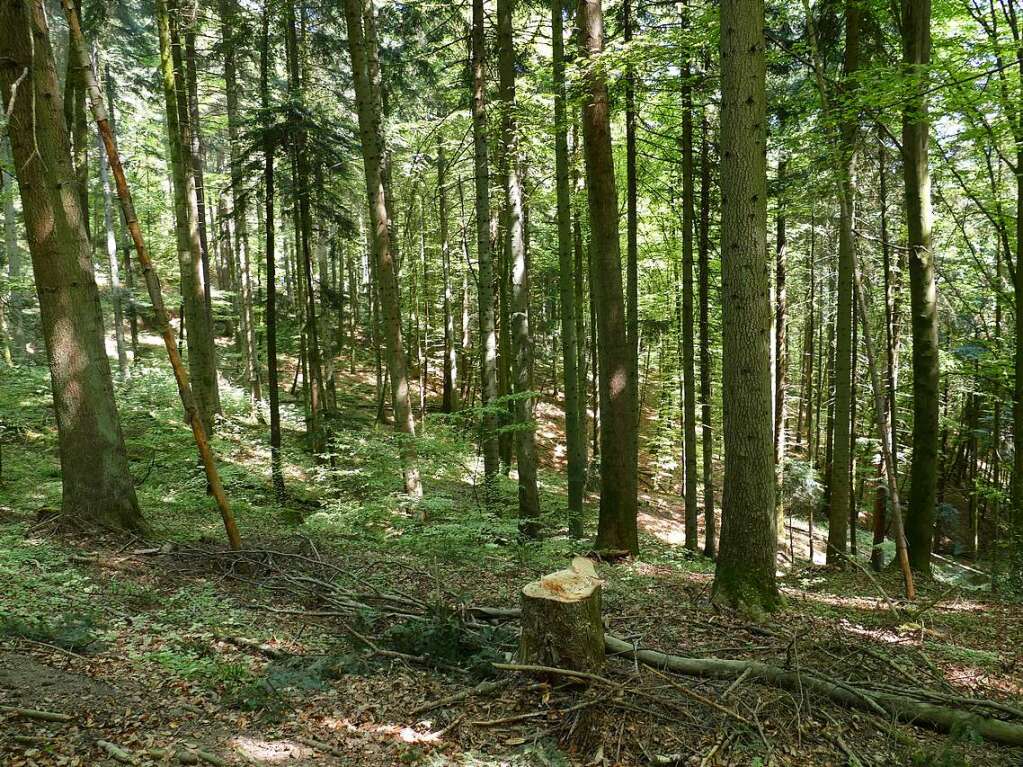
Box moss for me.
[710,561,784,618]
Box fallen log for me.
[604,635,1023,746]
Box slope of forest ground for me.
[1,342,1022,766]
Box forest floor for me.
[1,340,1022,766]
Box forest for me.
[0,0,1022,763]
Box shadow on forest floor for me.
[0,352,1021,766]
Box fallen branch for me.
[472,700,594,727]
[604,635,1023,746]
[0,704,72,722]
[97,740,136,764]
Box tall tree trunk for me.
[878,129,900,477]
[219,0,261,402]
[680,29,698,551]
[553,0,585,538]
[903,0,940,573]
[797,206,816,451]
[825,3,860,563]
[577,0,638,554]
[0,0,142,531]
[1014,12,1023,579]
[498,0,541,530]
[157,0,219,435]
[438,141,460,413]
[712,0,778,612]
[261,3,285,500]
[470,0,501,494]
[285,0,325,449]
[2,139,23,359]
[97,125,128,376]
[624,0,639,436]
[183,0,211,316]
[698,106,716,557]
[343,0,422,499]
[774,158,788,544]
[572,123,590,489]
[63,1,88,238]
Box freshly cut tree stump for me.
[518,557,604,672]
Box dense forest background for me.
[1,0,1023,764]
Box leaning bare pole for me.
[851,250,914,600]
[61,0,241,550]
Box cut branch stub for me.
[518,557,604,672]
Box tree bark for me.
[624,0,639,439]
[774,158,787,544]
[577,0,638,554]
[438,141,460,414]
[259,3,284,501]
[2,139,23,360]
[219,0,261,403]
[342,0,422,500]
[712,0,778,612]
[285,0,326,450]
[157,0,219,435]
[553,0,585,538]
[470,0,501,496]
[519,559,604,672]
[498,0,541,530]
[0,0,143,531]
[698,106,716,558]
[902,0,940,573]
[824,2,860,564]
[680,23,698,552]
[182,0,211,317]
[97,122,128,376]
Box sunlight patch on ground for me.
[781,587,890,612]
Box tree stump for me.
[518,557,605,672]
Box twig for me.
[472,700,595,727]
[492,662,614,687]
[646,666,754,727]
[411,678,511,715]
[721,667,752,699]
[17,636,88,659]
